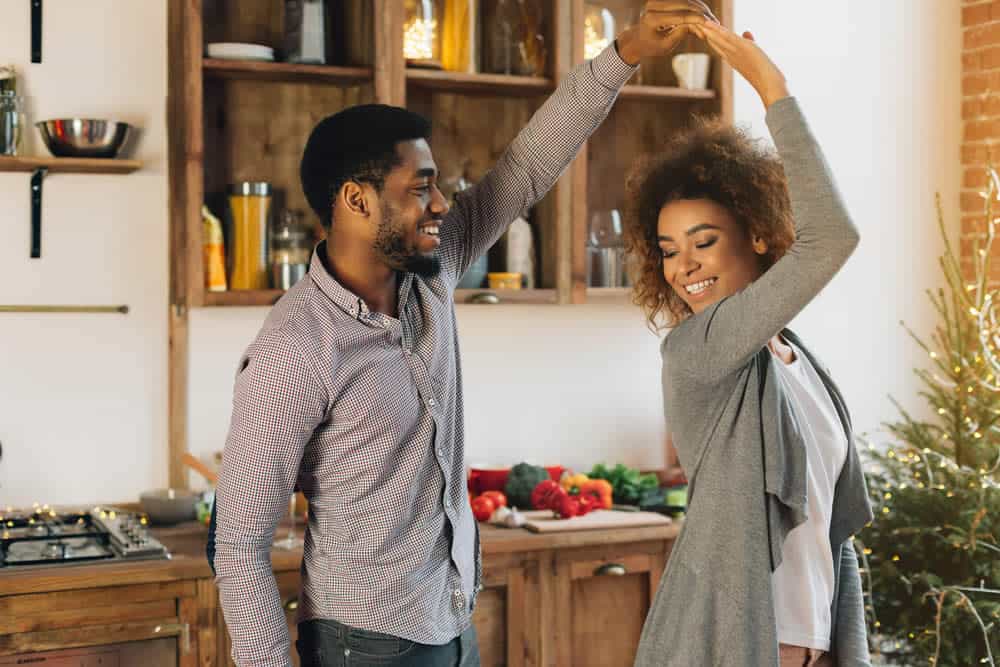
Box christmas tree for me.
[856,168,1000,665]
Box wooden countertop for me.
[1,518,680,596]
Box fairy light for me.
[403,14,437,61]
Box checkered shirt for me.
[213,45,636,666]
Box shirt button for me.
[344,649,351,657]
[404,349,412,356]
[428,398,437,407]
[436,448,444,457]
[444,497,451,507]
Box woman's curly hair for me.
[624,116,795,331]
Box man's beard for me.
[374,203,441,278]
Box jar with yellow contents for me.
[227,182,272,290]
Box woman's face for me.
[657,198,768,314]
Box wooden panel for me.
[569,570,649,667]
[406,69,553,96]
[0,581,191,618]
[204,59,372,85]
[0,156,141,174]
[0,599,176,634]
[473,586,507,667]
[202,78,374,232]
[202,289,285,307]
[374,0,405,106]
[202,0,282,47]
[0,617,182,656]
[567,553,653,581]
[618,85,715,100]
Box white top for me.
[769,340,848,651]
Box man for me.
[211,3,717,665]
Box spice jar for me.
[271,210,314,290]
[228,182,272,290]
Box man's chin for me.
[404,253,442,278]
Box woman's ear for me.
[752,235,769,256]
[342,180,370,217]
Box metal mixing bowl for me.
[36,118,132,158]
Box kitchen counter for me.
[0,518,680,596]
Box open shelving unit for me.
[166,0,731,484]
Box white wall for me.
[0,1,960,506]
[0,2,169,506]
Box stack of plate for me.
[206,42,275,62]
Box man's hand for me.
[616,1,719,66]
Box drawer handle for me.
[595,563,627,577]
[284,597,300,612]
[153,622,190,654]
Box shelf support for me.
[30,0,42,63]
[30,166,46,258]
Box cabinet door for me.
[472,556,541,667]
[0,581,199,666]
[554,543,667,667]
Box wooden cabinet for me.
[0,580,199,665]
[551,541,668,667]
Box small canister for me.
[228,182,272,290]
[271,210,314,290]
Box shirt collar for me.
[308,241,415,320]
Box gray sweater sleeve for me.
[666,97,859,383]
[835,541,873,666]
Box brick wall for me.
[963,1,1000,277]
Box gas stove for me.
[0,506,170,569]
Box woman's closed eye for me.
[694,236,718,249]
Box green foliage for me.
[858,173,1000,665]
[587,462,660,505]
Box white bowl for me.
[206,42,275,61]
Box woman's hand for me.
[697,22,789,108]
[616,0,719,66]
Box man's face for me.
[373,139,449,277]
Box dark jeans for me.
[296,618,480,667]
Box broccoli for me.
[504,462,550,509]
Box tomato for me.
[470,495,497,522]
[481,490,507,508]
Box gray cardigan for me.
[633,98,874,667]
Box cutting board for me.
[521,509,671,533]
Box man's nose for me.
[429,185,449,216]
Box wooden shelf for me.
[0,155,141,174]
[619,84,716,101]
[201,289,285,307]
[455,288,558,304]
[585,287,633,303]
[406,68,553,96]
[203,59,373,85]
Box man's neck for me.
[323,241,399,317]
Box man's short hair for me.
[300,104,431,228]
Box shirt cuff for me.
[592,42,638,90]
[764,96,802,140]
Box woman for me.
[629,22,873,667]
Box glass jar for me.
[227,182,272,290]
[583,3,617,61]
[403,0,443,68]
[271,210,314,290]
[0,93,24,157]
[441,0,478,73]
[480,0,546,77]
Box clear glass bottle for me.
[480,0,546,77]
[403,0,443,68]
[0,93,24,157]
[271,210,314,291]
[228,182,272,290]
